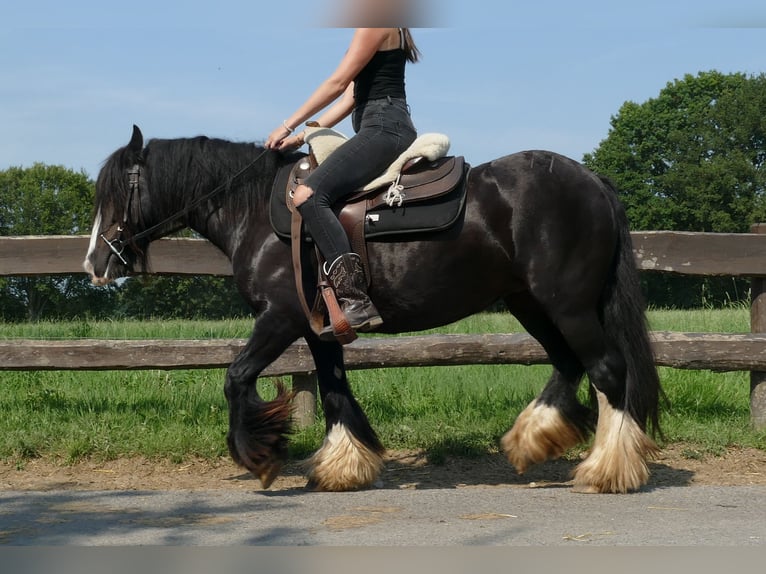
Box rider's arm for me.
[314,82,355,129]
[278,83,354,150]
[284,29,387,129]
[265,28,388,149]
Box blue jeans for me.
[299,97,417,263]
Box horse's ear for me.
[128,125,144,155]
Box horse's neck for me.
[144,139,276,262]
[165,155,274,261]
[181,191,240,261]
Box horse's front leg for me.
[304,335,385,491]
[224,311,300,488]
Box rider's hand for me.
[265,124,292,150]
[277,133,305,152]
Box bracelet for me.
[282,120,294,134]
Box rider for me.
[265,27,420,333]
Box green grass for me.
[1,309,764,467]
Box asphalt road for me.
[1,484,764,546]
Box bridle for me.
[99,147,271,266]
[99,164,141,265]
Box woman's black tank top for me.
[353,29,407,103]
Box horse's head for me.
[83,125,151,285]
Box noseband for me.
[98,147,271,267]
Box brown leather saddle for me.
[271,147,469,343]
[272,155,468,251]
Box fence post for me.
[291,374,318,428]
[750,224,766,429]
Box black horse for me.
[84,125,662,493]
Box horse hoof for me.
[258,463,283,490]
[571,390,659,493]
[502,399,585,473]
[305,423,384,491]
[571,483,602,494]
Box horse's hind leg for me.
[303,335,384,491]
[501,293,594,473]
[555,312,659,493]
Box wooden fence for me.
[2,230,766,429]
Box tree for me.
[111,224,252,319]
[583,71,766,307]
[116,275,251,319]
[0,164,116,320]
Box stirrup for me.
[318,316,381,342]
[319,281,357,345]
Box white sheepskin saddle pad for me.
[303,126,451,191]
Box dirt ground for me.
[1,444,764,492]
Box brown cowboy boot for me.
[324,253,383,333]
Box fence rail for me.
[4,332,766,373]
[2,233,766,429]
[3,231,766,277]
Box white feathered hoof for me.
[572,390,659,494]
[304,423,384,491]
[502,399,586,474]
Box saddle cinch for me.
[269,126,470,343]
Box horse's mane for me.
[95,134,288,272]
[140,136,281,231]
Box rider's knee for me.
[293,184,315,207]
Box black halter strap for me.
[125,164,141,224]
[98,163,142,265]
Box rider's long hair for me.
[402,28,421,63]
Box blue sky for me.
[1,0,765,180]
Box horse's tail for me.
[599,177,663,437]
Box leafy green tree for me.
[110,225,251,320]
[116,275,251,319]
[0,164,95,236]
[0,164,118,321]
[0,277,25,320]
[583,71,766,307]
